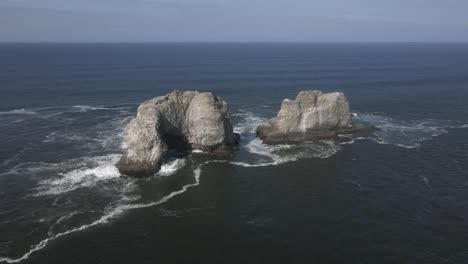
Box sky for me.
[1,0,468,42]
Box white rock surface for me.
[257,90,366,144]
[116,91,238,176]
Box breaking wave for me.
[34,154,122,196]
[157,158,187,176]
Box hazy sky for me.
[1,0,468,42]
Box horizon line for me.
[1,41,468,45]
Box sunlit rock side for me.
[116,91,239,177]
[257,90,378,144]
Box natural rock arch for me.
[116,91,239,177]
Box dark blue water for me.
[1,43,468,264]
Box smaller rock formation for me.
[116,91,239,177]
[257,90,378,144]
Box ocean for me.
[0,43,468,264]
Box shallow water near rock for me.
[1,43,468,264]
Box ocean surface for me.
[0,43,468,264]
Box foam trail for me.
[211,160,276,168]
[0,109,37,115]
[157,159,186,176]
[226,161,277,167]
[351,113,462,148]
[209,154,295,167]
[47,211,80,236]
[352,137,418,149]
[0,164,203,264]
[72,105,132,112]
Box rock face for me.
[116,91,239,177]
[257,90,378,144]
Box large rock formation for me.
[257,90,378,144]
[116,91,239,177]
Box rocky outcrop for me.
[116,91,239,177]
[257,90,379,144]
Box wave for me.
[3,111,457,205]
[71,105,133,112]
[1,137,302,263]
[0,164,202,264]
[351,113,465,148]
[0,109,37,115]
[41,115,132,152]
[33,155,121,196]
[3,110,464,263]
[1,105,133,122]
[157,158,186,176]
[1,161,63,177]
[3,137,316,263]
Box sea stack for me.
[257,90,378,144]
[116,91,239,177]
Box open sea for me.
[0,43,468,264]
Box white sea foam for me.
[233,111,268,135]
[4,110,456,263]
[42,131,90,144]
[1,161,63,177]
[1,111,339,263]
[157,159,186,176]
[233,112,296,164]
[351,113,458,148]
[72,105,130,112]
[2,145,311,263]
[355,137,419,149]
[73,105,108,111]
[96,116,133,150]
[211,159,278,168]
[1,104,132,120]
[34,154,121,196]
[41,114,132,153]
[0,164,203,264]
[47,211,81,236]
[0,109,37,115]
[233,111,341,164]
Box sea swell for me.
[0,163,202,264]
[0,109,342,263]
[1,108,467,263]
